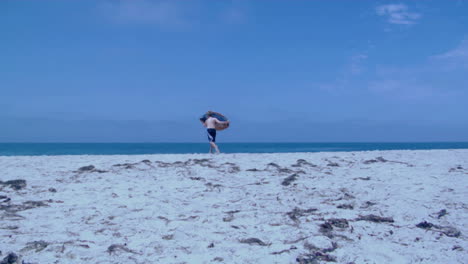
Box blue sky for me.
[1,0,467,142]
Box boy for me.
[202,111,229,154]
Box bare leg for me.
[209,145,213,153]
[210,142,220,154]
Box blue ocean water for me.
[0,142,467,156]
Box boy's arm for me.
[214,118,229,125]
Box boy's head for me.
[206,111,214,117]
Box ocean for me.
[0,142,467,156]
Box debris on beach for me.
[353,177,371,181]
[436,209,448,219]
[0,253,19,264]
[0,200,49,213]
[360,201,377,209]
[282,174,299,186]
[416,221,434,229]
[107,244,140,255]
[327,162,340,167]
[223,210,240,222]
[20,240,49,253]
[77,165,107,173]
[363,157,388,164]
[416,221,461,237]
[239,238,270,246]
[319,222,334,237]
[336,204,354,210]
[327,218,349,229]
[292,159,317,168]
[0,180,26,190]
[356,214,394,223]
[296,251,337,263]
[287,207,317,223]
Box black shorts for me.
[207,128,216,142]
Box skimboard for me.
[200,111,230,131]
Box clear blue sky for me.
[1,0,467,142]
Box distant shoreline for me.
[1,142,468,156]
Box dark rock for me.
[213,257,224,262]
[337,204,354,210]
[0,180,27,190]
[207,243,214,248]
[141,160,151,164]
[356,214,394,223]
[416,221,434,229]
[239,238,269,246]
[282,174,299,186]
[327,162,339,167]
[246,168,262,172]
[48,188,57,193]
[0,253,18,264]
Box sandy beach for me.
[0,149,467,264]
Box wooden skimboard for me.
[200,111,230,131]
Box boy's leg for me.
[210,142,220,154]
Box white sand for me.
[0,149,467,264]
